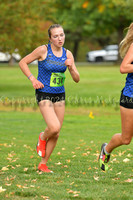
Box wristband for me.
[28,74,33,79]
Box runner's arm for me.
[19,46,46,89]
[120,43,133,74]
[65,50,80,83]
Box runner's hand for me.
[30,77,44,89]
[65,58,73,70]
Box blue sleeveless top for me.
[37,44,67,93]
[122,62,133,97]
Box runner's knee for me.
[49,122,61,135]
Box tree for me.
[0,0,50,64]
[44,0,133,61]
[1,0,133,63]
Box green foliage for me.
[0,0,49,56]
[0,0,133,60]
[46,0,133,38]
[45,0,133,59]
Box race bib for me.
[50,72,65,87]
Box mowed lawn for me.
[0,64,133,200]
[0,64,126,104]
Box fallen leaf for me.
[8,153,13,158]
[5,183,11,186]
[16,165,21,167]
[93,167,98,170]
[10,176,16,181]
[112,178,120,181]
[112,154,117,157]
[123,158,130,163]
[75,147,80,150]
[118,151,126,156]
[94,176,99,181]
[64,171,69,174]
[23,186,29,189]
[37,171,43,175]
[68,190,74,194]
[41,196,50,199]
[31,179,37,182]
[56,180,63,183]
[116,172,121,175]
[24,168,28,172]
[72,155,76,158]
[30,155,34,159]
[30,185,35,188]
[66,160,71,163]
[6,176,9,181]
[64,165,68,168]
[0,186,6,193]
[2,167,9,171]
[112,158,117,162]
[127,154,132,157]
[93,153,99,157]
[55,162,62,165]
[82,153,88,156]
[70,182,74,185]
[74,191,80,194]
[124,179,133,183]
[74,194,79,197]
[16,184,22,188]
[71,151,75,154]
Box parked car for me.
[0,49,21,63]
[86,44,118,62]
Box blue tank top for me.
[122,62,133,97]
[37,44,67,93]
[123,72,133,97]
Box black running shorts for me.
[120,90,133,109]
[35,89,65,104]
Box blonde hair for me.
[119,22,133,58]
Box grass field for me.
[0,64,125,105]
[0,64,133,200]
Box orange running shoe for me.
[36,132,46,157]
[38,163,53,173]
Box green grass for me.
[0,64,132,199]
[0,64,126,105]
[0,109,133,200]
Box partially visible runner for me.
[99,22,133,171]
[19,24,80,173]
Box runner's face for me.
[50,27,65,47]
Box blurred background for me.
[0,0,133,65]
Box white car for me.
[0,50,21,63]
[86,45,118,62]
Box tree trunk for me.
[8,55,16,66]
[117,27,125,64]
[73,40,80,62]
